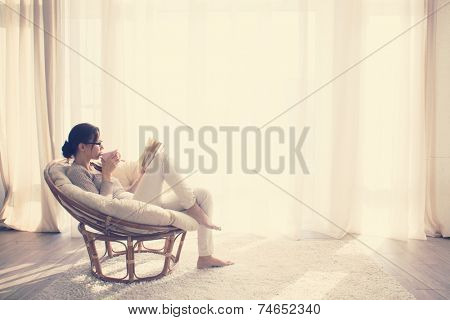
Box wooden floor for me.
[0,229,449,300]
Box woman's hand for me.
[101,152,120,181]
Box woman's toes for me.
[197,256,234,269]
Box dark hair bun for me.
[62,140,76,158]
[62,123,100,159]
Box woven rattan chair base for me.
[79,223,187,283]
[44,159,189,284]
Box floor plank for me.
[0,230,86,299]
[409,289,446,300]
[435,290,450,299]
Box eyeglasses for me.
[85,140,103,146]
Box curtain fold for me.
[0,0,66,232]
[0,151,10,221]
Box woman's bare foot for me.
[185,203,221,231]
[197,256,234,269]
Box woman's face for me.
[78,136,104,160]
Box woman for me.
[62,123,232,269]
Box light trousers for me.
[132,147,214,256]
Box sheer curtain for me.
[0,0,67,232]
[425,0,450,237]
[63,0,428,240]
[291,0,427,239]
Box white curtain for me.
[0,151,8,221]
[0,0,67,232]
[425,0,450,237]
[292,0,427,240]
[63,0,428,240]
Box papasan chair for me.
[44,156,198,283]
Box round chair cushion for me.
[47,160,198,231]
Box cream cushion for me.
[48,160,198,231]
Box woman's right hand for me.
[101,152,120,180]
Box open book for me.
[138,138,162,174]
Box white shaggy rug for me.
[34,233,414,300]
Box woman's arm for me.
[100,153,121,198]
[99,179,114,198]
[68,166,114,199]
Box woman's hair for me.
[61,123,100,158]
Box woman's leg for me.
[132,146,220,230]
[132,146,195,208]
[160,187,214,256]
[160,188,233,268]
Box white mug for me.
[101,150,121,161]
